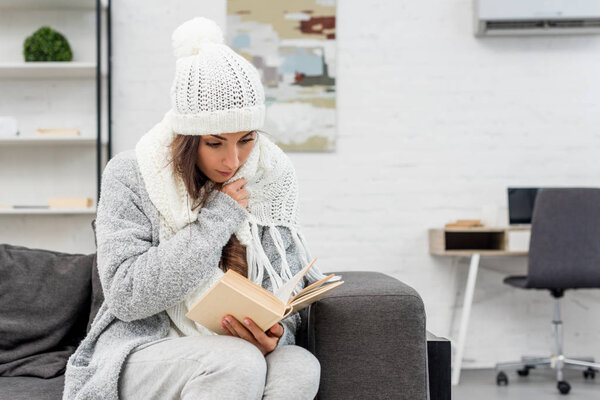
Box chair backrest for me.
[527,188,600,289]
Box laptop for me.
[507,187,539,225]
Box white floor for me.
[452,368,600,400]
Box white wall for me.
[110,0,600,368]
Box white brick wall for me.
[109,0,600,368]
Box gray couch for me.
[0,242,449,400]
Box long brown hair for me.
[167,134,248,277]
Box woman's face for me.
[196,130,256,183]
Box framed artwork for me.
[227,0,337,152]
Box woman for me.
[62,17,332,400]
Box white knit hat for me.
[168,17,265,135]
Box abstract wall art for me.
[227,0,337,151]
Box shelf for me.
[443,226,530,232]
[0,0,107,10]
[0,207,97,215]
[0,62,107,79]
[443,227,506,232]
[0,136,108,146]
[436,250,528,257]
[428,227,531,256]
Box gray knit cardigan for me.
[62,150,304,400]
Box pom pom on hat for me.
[171,17,224,59]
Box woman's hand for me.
[218,178,248,209]
[221,315,284,356]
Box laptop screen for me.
[507,188,539,225]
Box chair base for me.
[495,355,600,394]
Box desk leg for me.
[451,253,480,386]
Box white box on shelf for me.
[0,116,19,137]
[507,229,531,252]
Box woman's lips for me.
[217,170,233,177]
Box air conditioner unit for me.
[474,0,600,36]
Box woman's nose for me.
[222,146,240,170]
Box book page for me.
[274,258,317,304]
[289,273,335,304]
[290,280,345,312]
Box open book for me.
[185,258,344,334]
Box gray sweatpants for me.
[118,335,321,400]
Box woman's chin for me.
[209,175,230,184]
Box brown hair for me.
[167,134,248,277]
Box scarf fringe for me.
[247,222,283,290]
[268,226,294,281]
[244,222,340,295]
[269,226,307,296]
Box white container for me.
[0,116,19,137]
[507,229,531,252]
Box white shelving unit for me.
[0,0,110,253]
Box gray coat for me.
[62,150,305,400]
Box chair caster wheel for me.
[517,367,530,377]
[496,371,509,386]
[583,367,596,379]
[557,381,571,395]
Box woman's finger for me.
[229,178,246,191]
[243,318,279,352]
[242,318,269,342]
[244,319,279,351]
[236,189,248,201]
[221,322,234,336]
[224,316,258,344]
[268,323,284,338]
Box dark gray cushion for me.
[87,219,104,333]
[0,376,64,400]
[86,254,104,333]
[91,219,97,247]
[0,244,94,378]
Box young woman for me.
[62,17,332,400]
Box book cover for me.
[185,258,343,334]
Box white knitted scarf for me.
[135,110,332,336]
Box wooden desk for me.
[428,226,530,385]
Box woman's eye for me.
[240,138,254,144]
[206,142,221,147]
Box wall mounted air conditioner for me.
[474,0,600,36]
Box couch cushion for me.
[91,219,97,247]
[86,254,104,333]
[0,244,94,378]
[0,375,64,400]
[87,219,105,333]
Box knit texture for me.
[62,151,305,400]
[168,17,265,135]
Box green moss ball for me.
[23,26,73,62]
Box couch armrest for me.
[296,271,428,400]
